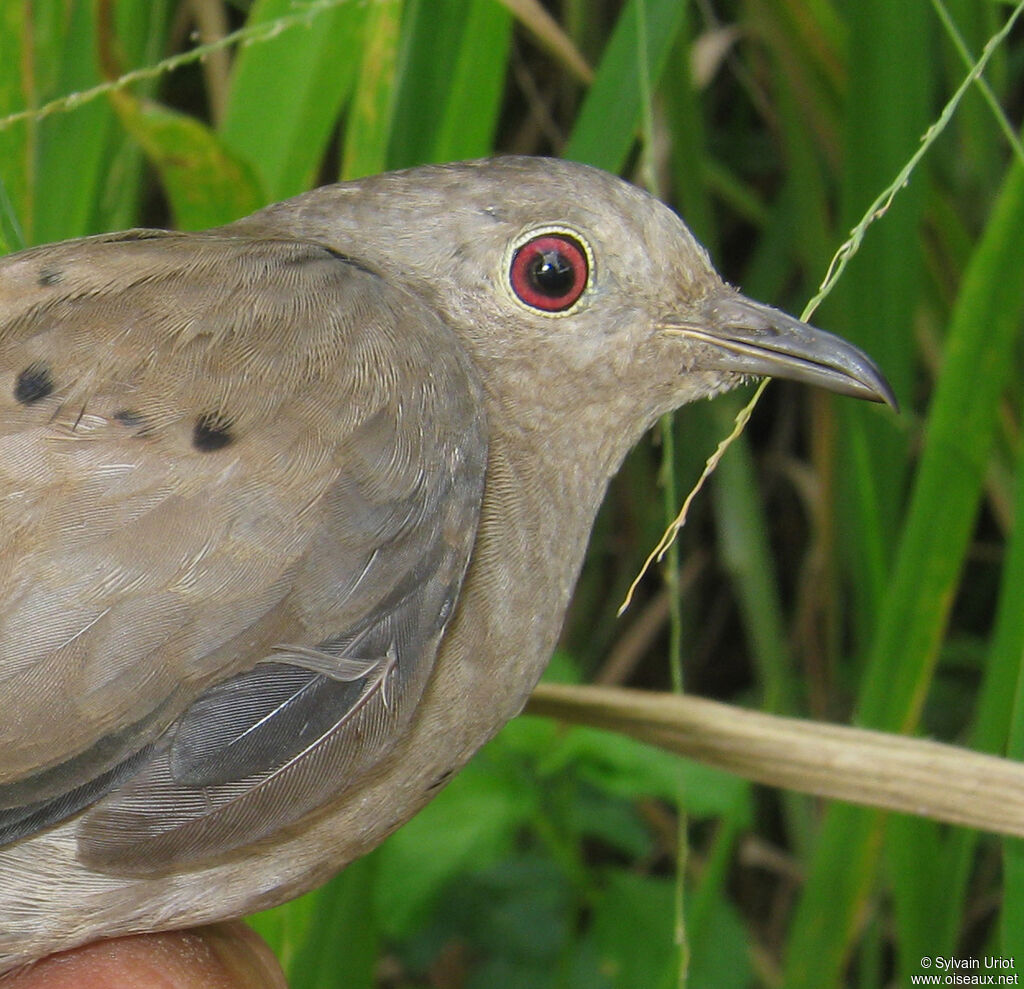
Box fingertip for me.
[1,922,287,989]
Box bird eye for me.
[509,232,589,313]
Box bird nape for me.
[0,156,893,971]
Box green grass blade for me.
[387,0,511,168]
[710,400,795,715]
[564,0,688,172]
[426,0,511,163]
[220,0,367,200]
[30,1,163,242]
[250,856,380,989]
[341,0,403,180]
[832,0,930,643]
[785,156,1024,987]
[112,91,263,229]
[0,3,30,253]
[1000,405,1024,961]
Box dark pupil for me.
[528,249,574,297]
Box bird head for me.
[248,156,895,451]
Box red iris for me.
[509,233,588,312]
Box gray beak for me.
[683,293,898,409]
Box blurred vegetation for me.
[2,0,1024,985]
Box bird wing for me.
[0,229,487,871]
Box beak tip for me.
[851,368,899,412]
[878,383,900,413]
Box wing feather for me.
[0,229,487,869]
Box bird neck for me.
[433,392,647,753]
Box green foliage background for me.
[2,1,1023,986]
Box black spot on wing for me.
[193,412,234,452]
[37,267,63,286]
[14,363,54,404]
[114,409,147,429]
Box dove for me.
[0,156,894,972]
